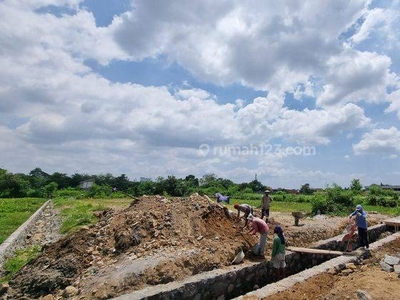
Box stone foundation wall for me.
[0,200,52,268]
[113,224,388,300]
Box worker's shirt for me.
[239,204,252,214]
[261,195,272,209]
[252,217,269,234]
[271,234,286,257]
[350,210,368,229]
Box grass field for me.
[0,198,46,244]
[1,196,398,244]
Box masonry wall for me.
[113,224,387,300]
[0,200,51,268]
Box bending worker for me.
[234,203,253,227]
[247,214,269,257]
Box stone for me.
[394,264,400,274]
[41,295,56,300]
[345,263,357,270]
[380,259,394,272]
[384,254,400,266]
[62,285,79,298]
[327,268,338,275]
[341,269,354,275]
[0,283,9,296]
[356,289,374,300]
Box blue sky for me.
[1,0,400,189]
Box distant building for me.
[80,179,95,189]
[140,177,152,182]
[367,184,400,192]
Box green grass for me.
[1,244,41,282]
[0,198,46,244]
[53,197,132,234]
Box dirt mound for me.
[6,195,391,300]
[7,194,259,299]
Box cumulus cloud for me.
[353,126,400,155]
[386,89,400,118]
[108,0,370,92]
[317,50,396,106]
[264,102,370,145]
[0,0,400,187]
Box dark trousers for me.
[261,208,270,220]
[358,227,369,249]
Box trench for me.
[1,201,397,300]
[112,223,394,300]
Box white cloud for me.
[350,8,387,44]
[386,89,400,118]
[353,126,400,155]
[0,0,400,188]
[108,0,370,92]
[267,103,370,145]
[317,49,396,106]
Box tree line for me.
[0,167,267,199]
[1,168,398,215]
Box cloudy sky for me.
[1,0,400,189]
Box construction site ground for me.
[3,195,399,299]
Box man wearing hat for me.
[349,204,369,249]
[261,189,273,223]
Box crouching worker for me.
[214,192,230,204]
[271,225,286,281]
[247,214,269,257]
[234,203,253,227]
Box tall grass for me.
[0,198,46,244]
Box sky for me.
[1,0,400,189]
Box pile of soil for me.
[7,195,258,299]
[4,195,392,299]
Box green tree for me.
[49,172,71,189]
[0,169,30,198]
[29,167,50,190]
[44,182,58,198]
[299,183,313,195]
[350,179,363,194]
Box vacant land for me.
[4,194,394,299]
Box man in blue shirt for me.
[349,204,369,249]
[214,192,230,204]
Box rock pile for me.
[380,253,400,275]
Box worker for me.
[214,192,230,204]
[247,214,269,257]
[349,204,369,249]
[271,225,286,281]
[261,189,273,223]
[234,203,253,226]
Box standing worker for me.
[234,203,253,227]
[349,204,369,249]
[261,189,273,223]
[247,214,269,257]
[271,225,286,281]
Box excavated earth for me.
[3,195,393,299]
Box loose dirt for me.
[260,237,400,300]
[3,195,395,299]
